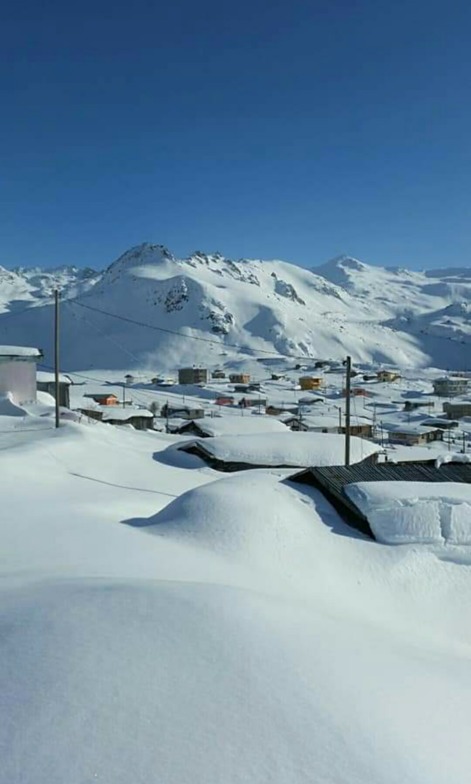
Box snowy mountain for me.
[0,244,470,372]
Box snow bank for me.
[186,431,379,467]
[144,471,322,570]
[0,392,28,417]
[345,481,471,544]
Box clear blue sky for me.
[1,0,470,270]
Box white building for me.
[0,346,42,405]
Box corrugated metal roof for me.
[289,461,471,539]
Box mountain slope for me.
[0,245,470,372]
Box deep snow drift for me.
[2,409,471,784]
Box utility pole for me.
[345,355,351,466]
[54,289,60,429]
[122,384,126,408]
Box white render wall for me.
[0,359,37,405]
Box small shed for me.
[0,345,42,405]
[211,370,226,379]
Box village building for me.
[433,376,470,397]
[238,397,267,409]
[403,399,434,412]
[83,393,119,406]
[377,370,401,382]
[419,417,459,430]
[161,403,205,420]
[0,345,43,405]
[211,369,226,379]
[282,414,374,438]
[342,387,371,397]
[37,370,72,408]
[266,404,300,416]
[299,376,323,391]
[443,401,471,419]
[179,432,380,473]
[289,461,471,539]
[178,367,208,385]
[387,425,444,446]
[80,405,154,430]
[229,373,251,384]
[168,416,287,438]
[215,395,235,406]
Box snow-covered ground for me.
[2,244,471,782]
[2,398,471,784]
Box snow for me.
[345,481,471,544]
[0,344,41,358]
[2,410,471,782]
[3,246,471,782]
[192,414,288,436]
[36,370,72,383]
[3,242,471,372]
[184,431,379,467]
[99,405,153,421]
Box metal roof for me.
[289,461,471,539]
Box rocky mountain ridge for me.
[0,244,470,371]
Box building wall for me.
[443,403,471,419]
[178,368,208,384]
[299,377,322,390]
[433,379,470,397]
[0,359,37,405]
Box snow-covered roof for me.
[345,481,471,544]
[195,416,288,437]
[386,424,441,435]
[185,432,379,467]
[37,370,72,384]
[100,406,153,421]
[0,345,41,358]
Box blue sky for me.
[1,0,470,270]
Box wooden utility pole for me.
[345,355,352,466]
[54,289,60,429]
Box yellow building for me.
[299,376,324,390]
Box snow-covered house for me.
[179,432,380,472]
[433,377,470,397]
[37,371,72,408]
[387,425,443,446]
[80,405,154,430]
[0,345,42,405]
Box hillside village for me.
[2,249,471,782]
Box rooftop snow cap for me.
[0,345,42,358]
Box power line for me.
[70,299,313,361]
